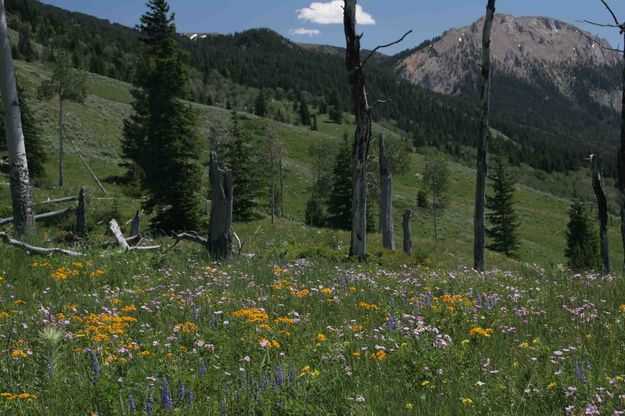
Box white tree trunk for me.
[473,0,496,271]
[379,132,395,249]
[0,0,35,237]
[58,97,64,188]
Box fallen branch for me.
[109,219,131,251]
[0,207,75,226]
[36,196,78,205]
[174,232,208,245]
[0,232,83,256]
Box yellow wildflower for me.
[461,398,474,406]
[233,308,269,323]
[316,333,327,342]
[469,326,493,338]
[11,349,28,359]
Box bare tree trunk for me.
[590,155,610,275]
[76,186,87,237]
[109,219,131,251]
[403,209,412,254]
[130,210,141,238]
[59,96,64,188]
[0,0,35,237]
[433,193,439,242]
[271,149,276,224]
[279,148,284,217]
[207,151,233,259]
[344,0,372,260]
[379,133,395,250]
[619,33,625,273]
[473,0,496,271]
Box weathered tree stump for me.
[379,132,395,250]
[207,151,233,259]
[130,210,141,239]
[590,155,610,274]
[76,186,87,237]
[403,209,412,254]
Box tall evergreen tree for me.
[326,139,352,230]
[486,157,520,257]
[0,83,47,178]
[121,0,201,233]
[299,97,311,127]
[254,89,267,117]
[222,111,262,221]
[565,198,600,272]
[38,51,86,188]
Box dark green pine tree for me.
[0,84,47,178]
[222,111,262,221]
[326,139,352,230]
[565,198,600,272]
[299,97,311,127]
[121,0,201,233]
[254,89,267,117]
[486,157,520,257]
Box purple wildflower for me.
[199,360,207,377]
[161,376,174,410]
[187,388,194,408]
[88,350,100,384]
[128,393,136,412]
[178,382,186,402]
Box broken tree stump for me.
[76,186,87,237]
[403,209,412,254]
[207,151,233,259]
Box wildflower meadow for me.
[2,248,625,415]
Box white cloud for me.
[291,27,322,37]
[297,0,375,25]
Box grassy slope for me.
[1,59,620,271]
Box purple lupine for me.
[187,388,194,408]
[220,397,227,416]
[199,360,207,377]
[390,296,396,309]
[211,312,218,329]
[128,393,136,412]
[476,293,482,307]
[275,366,284,388]
[144,394,153,416]
[88,350,100,384]
[575,362,586,382]
[161,376,174,410]
[424,291,432,306]
[178,382,186,402]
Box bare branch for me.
[173,232,208,245]
[577,30,624,53]
[362,30,413,66]
[369,99,391,112]
[0,232,83,256]
[600,0,621,27]
[578,19,622,28]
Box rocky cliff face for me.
[395,15,621,111]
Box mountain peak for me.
[396,14,620,99]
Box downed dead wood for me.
[36,196,78,205]
[0,207,75,226]
[109,219,160,252]
[0,232,83,256]
[174,232,208,245]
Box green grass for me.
[1,59,625,415]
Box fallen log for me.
[174,232,208,245]
[36,196,78,205]
[109,219,161,252]
[0,207,75,226]
[0,232,83,256]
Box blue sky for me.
[41,0,625,54]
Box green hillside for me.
[1,58,619,270]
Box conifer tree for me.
[565,198,600,272]
[121,0,201,233]
[299,97,311,127]
[38,51,86,188]
[326,138,352,230]
[254,89,267,117]
[222,111,262,221]
[0,84,47,178]
[486,157,520,257]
